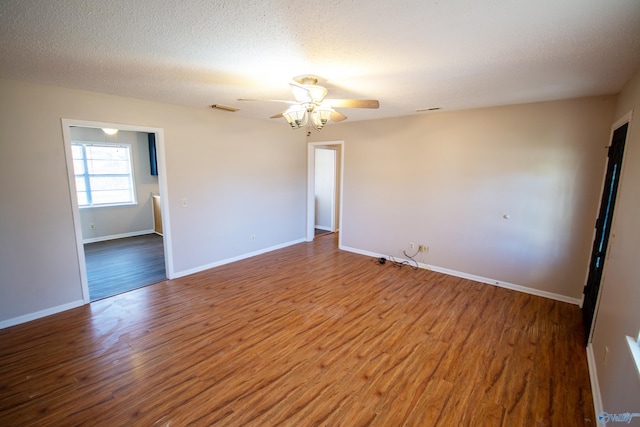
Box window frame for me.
[72,141,138,209]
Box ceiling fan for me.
[238,75,379,130]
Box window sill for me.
[626,336,640,382]
[79,203,138,209]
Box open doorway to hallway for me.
[307,141,343,245]
[314,147,337,236]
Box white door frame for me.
[314,147,337,233]
[307,140,344,247]
[61,118,174,304]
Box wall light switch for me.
[181,198,188,208]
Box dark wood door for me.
[582,122,628,341]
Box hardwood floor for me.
[0,234,595,426]
[84,234,166,301]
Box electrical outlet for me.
[409,242,414,250]
[90,223,95,229]
[418,245,428,253]
[251,235,256,241]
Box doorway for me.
[61,119,173,303]
[315,147,337,236]
[582,115,630,341]
[307,141,344,245]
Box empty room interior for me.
[1,1,640,425]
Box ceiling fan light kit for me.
[282,104,336,131]
[238,75,380,131]
[291,81,327,104]
[283,105,308,129]
[311,107,334,130]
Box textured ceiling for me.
[1,0,640,123]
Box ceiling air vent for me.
[211,104,239,112]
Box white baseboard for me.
[0,299,84,330]
[3,240,580,330]
[586,343,605,426]
[83,229,155,244]
[427,264,581,305]
[173,238,306,279]
[1,238,305,329]
[315,225,332,231]
[339,245,582,306]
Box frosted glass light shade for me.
[291,84,327,103]
[306,85,327,103]
[283,105,308,129]
[311,107,334,130]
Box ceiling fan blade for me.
[270,111,285,119]
[237,98,296,105]
[330,111,348,122]
[323,99,379,109]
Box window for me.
[72,142,136,207]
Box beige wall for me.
[309,96,616,299]
[590,69,640,416]
[0,79,306,325]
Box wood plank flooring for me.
[0,233,595,426]
[84,234,166,301]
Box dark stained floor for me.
[314,228,332,236]
[84,234,166,301]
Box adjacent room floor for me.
[314,228,332,236]
[84,233,166,301]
